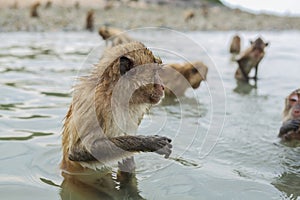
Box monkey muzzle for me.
[292,104,300,118]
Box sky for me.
[221,0,300,16]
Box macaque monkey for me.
[98,26,133,47]
[160,61,208,97]
[229,35,241,55]
[61,42,172,173]
[235,37,269,82]
[278,89,300,141]
[184,10,195,22]
[201,3,208,18]
[74,1,80,9]
[30,2,40,18]
[86,10,94,31]
[45,1,52,9]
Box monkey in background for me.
[160,61,208,97]
[184,10,195,22]
[30,2,40,18]
[278,89,300,141]
[98,26,133,47]
[45,1,52,9]
[235,37,269,82]
[86,10,94,31]
[229,35,241,55]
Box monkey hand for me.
[279,119,300,137]
[143,135,172,159]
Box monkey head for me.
[230,35,241,54]
[99,27,111,40]
[283,88,300,121]
[249,37,269,58]
[176,62,208,89]
[98,27,123,40]
[100,42,165,107]
[118,56,164,105]
[233,35,241,43]
[279,89,300,141]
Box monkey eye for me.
[289,98,298,102]
[191,68,198,74]
[289,94,299,102]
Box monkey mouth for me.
[192,82,201,89]
[149,93,164,104]
[293,109,300,118]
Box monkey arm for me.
[278,119,300,137]
[69,135,172,162]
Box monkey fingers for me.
[279,119,300,137]
[281,131,300,141]
[144,135,172,158]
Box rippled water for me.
[0,30,300,200]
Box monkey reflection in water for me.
[278,89,300,141]
[60,42,172,199]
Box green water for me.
[0,30,299,200]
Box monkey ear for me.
[119,56,134,76]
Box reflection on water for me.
[0,31,300,199]
[272,142,300,200]
[273,172,300,200]
[233,80,257,95]
[60,158,145,200]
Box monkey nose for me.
[293,109,300,117]
[154,83,164,91]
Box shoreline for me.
[0,1,300,32]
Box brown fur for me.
[235,37,268,82]
[30,2,40,18]
[86,10,94,31]
[61,42,171,173]
[184,10,195,22]
[98,26,133,47]
[160,61,208,97]
[230,35,241,54]
[279,89,300,141]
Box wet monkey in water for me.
[30,2,40,18]
[235,37,269,82]
[229,35,241,55]
[278,89,300,141]
[60,42,172,199]
[61,42,172,173]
